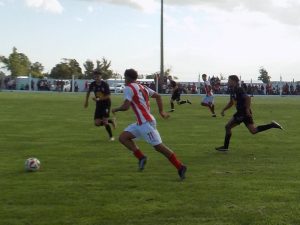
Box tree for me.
[146,74,156,79]
[50,62,72,79]
[0,55,9,69]
[83,58,114,80]
[83,60,94,79]
[1,47,44,78]
[50,58,83,79]
[94,58,113,80]
[66,59,82,76]
[1,47,31,77]
[258,67,271,83]
[31,62,44,78]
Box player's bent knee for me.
[118,135,124,144]
[118,133,128,144]
[225,124,231,131]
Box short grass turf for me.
[0,92,300,225]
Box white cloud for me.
[25,0,63,14]
[81,0,158,13]
[87,5,94,13]
[82,0,300,26]
[131,0,158,13]
[166,0,300,26]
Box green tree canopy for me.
[1,47,31,77]
[94,58,113,80]
[31,62,44,78]
[83,60,94,79]
[258,67,271,83]
[50,62,72,79]
[50,59,82,79]
[0,47,44,78]
[83,58,114,80]
[146,74,156,79]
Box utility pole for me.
[157,0,164,93]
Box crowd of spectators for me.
[1,76,300,95]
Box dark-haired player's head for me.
[228,75,239,88]
[202,74,207,81]
[124,69,138,84]
[93,70,102,81]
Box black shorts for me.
[171,90,181,101]
[233,112,254,126]
[94,100,111,120]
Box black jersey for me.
[89,80,110,101]
[169,80,177,88]
[230,86,249,113]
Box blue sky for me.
[1,0,300,81]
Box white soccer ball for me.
[25,158,41,172]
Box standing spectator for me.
[31,80,35,91]
[290,84,294,95]
[74,81,79,92]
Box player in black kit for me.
[168,76,191,112]
[215,75,283,151]
[84,71,116,141]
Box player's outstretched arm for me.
[152,93,170,119]
[244,95,252,116]
[112,100,131,114]
[221,99,234,116]
[84,91,90,108]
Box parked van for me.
[109,83,125,93]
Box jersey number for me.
[147,132,155,141]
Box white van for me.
[110,83,125,93]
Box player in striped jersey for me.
[201,74,216,117]
[112,69,187,180]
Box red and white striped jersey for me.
[204,80,213,96]
[124,83,155,125]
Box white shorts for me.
[202,95,214,104]
[124,120,162,146]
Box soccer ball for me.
[25,158,41,172]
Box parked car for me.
[109,83,125,93]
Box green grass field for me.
[0,92,300,225]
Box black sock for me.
[171,102,174,109]
[256,123,274,133]
[179,100,187,105]
[224,133,232,149]
[105,125,113,138]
